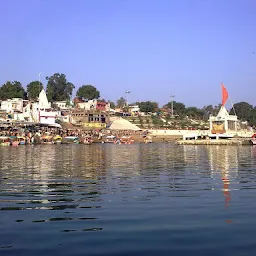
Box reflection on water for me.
[1,144,256,255]
[208,146,239,208]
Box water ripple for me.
[1,144,256,255]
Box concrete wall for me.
[149,129,254,138]
[149,129,209,136]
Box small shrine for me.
[208,84,238,134]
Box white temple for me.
[38,89,51,109]
[209,106,238,134]
[208,84,238,134]
[31,89,60,125]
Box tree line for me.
[134,100,256,127]
[1,73,256,126]
[0,73,100,102]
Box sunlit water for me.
[1,143,256,256]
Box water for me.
[1,143,256,256]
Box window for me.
[89,114,94,122]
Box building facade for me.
[0,98,26,113]
[53,101,72,110]
[209,106,238,133]
[70,109,110,128]
[76,99,110,112]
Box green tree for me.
[46,73,74,102]
[230,102,256,125]
[116,97,126,108]
[201,104,213,114]
[230,102,253,119]
[109,101,116,109]
[139,101,158,113]
[201,105,214,120]
[185,107,204,119]
[252,108,256,126]
[0,81,26,100]
[76,85,100,100]
[151,115,164,127]
[165,101,186,116]
[27,81,43,100]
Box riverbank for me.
[176,138,253,145]
[0,122,254,145]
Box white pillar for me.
[224,119,228,132]
[209,120,212,132]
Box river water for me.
[1,143,256,256]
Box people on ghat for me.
[0,125,148,145]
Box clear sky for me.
[0,0,255,108]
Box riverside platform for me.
[176,138,252,145]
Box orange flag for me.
[221,83,228,106]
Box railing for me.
[83,123,106,128]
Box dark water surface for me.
[1,144,256,256]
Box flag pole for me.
[229,96,237,116]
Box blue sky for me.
[0,0,255,108]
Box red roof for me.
[97,101,107,105]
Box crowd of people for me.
[0,125,150,144]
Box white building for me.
[30,89,60,125]
[77,99,110,112]
[209,106,238,133]
[53,101,71,110]
[0,90,61,125]
[129,105,140,116]
[0,98,24,113]
[77,99,96,110]
[57,114,70,123]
